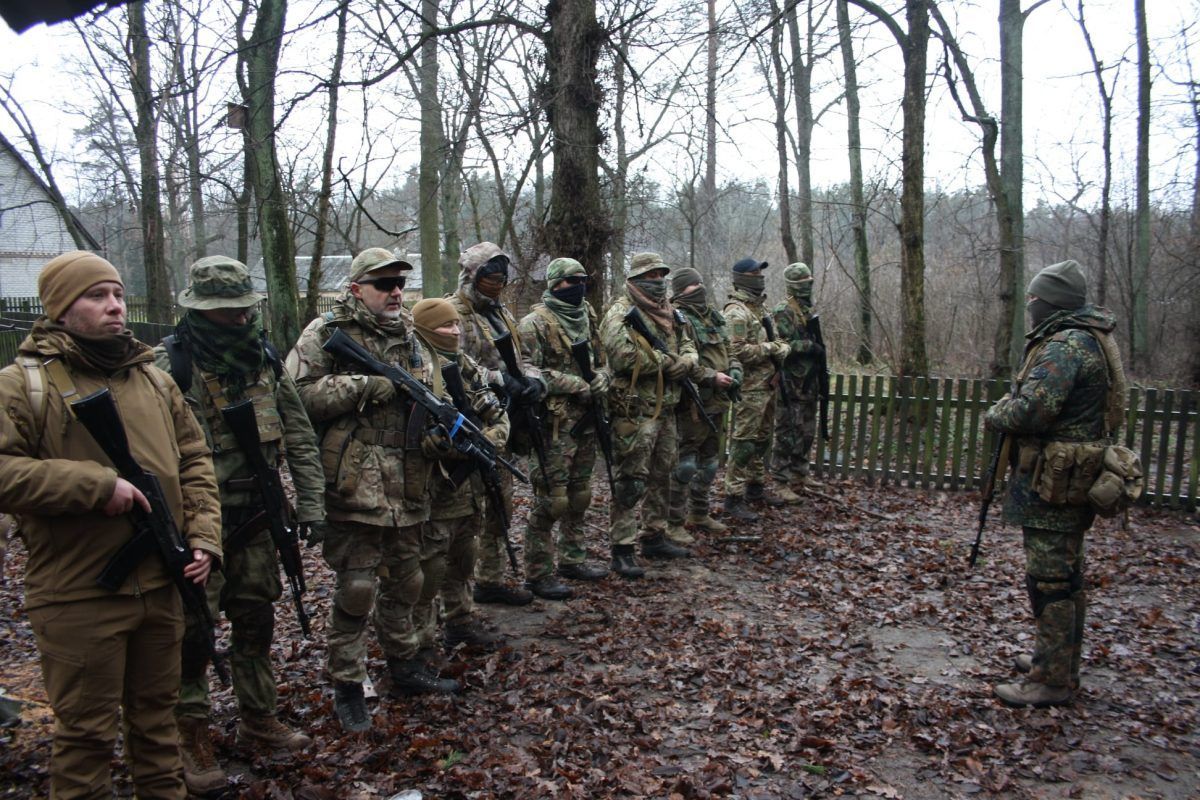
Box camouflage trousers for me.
[179,525,282,720]
[525,413,598,580]
[1023,526,1087,688]
[724,388,776,496]
[434,510,481,629]
[477,466,516,585]
[771,386,817,481]
[322,519,427,683]
[610,412,677,547]
[668,403,726,524]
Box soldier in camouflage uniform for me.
[985,260,1121,708]
[287,248,460,734]
[448,242,544,607]
[723,258,793,521]
[599,252,699,578]
[406,298,511,657]
[517,258,612,598]
[155,257,323,792]
[770,262,823,491]
[666,267,740,544]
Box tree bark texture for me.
[770,3,798,265]
[419,0,444,298]
[998,0,1025,375]
[787,0,815,268]
[1133,0,1150,367]
[899,0,929,376]
[836,0,872,364]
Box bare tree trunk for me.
[543,0,610,311]
[704,0,717,199]
[128,2,172,324]
[1133,0,1150,368]
[836,0,872,364]
[786,0,814,267]
[237,0,300,349]
[237,144,251,267]
[1074,0,1113,309]
[770,1,798,265]
[997,0,1025,374]
[608,33,630,297]
[418,0,444,298]
[1189,77,1200,387]
[305,0,348,322]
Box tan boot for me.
[666,522,696,545]
[993,680,1073,708]
[685,512,729,535]
[773,484,802,504]
[1013,654,1080,690]
[177,717,227,795]
[237,713,312,751]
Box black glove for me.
[422,425,466,461]
[299,520,330,546]
[501,372,525,402]
[810,342,826,359]
[519,377,544,404]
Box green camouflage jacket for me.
[598,292,698,419]
[677,303,740,411]
[725,289,778,394]
[771,297,821,391]
[517,301,604,422]
[447,284,543,390]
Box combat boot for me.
[724,495,760,523]
[747,482,785,507]
[993,680,1073,708]
[611,544,645,579]
[444,617,504,649]
[1013,653,1080,690]
[473,582,534,606]
[772,483,802,504]
[527,574,574,601]
[666,522,696,545]
[557,561,609,581]
[177,716,227,796]
[237,713,312,751]
[685,511,728,535]
[642,531,690,559]
[389,658,461,696]
[332,681,371,733]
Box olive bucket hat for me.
[177,255,265,310]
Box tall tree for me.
[1132,0,1150,368]
[766,0,798,264]
[418,0,444,298]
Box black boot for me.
[557,561,609,581]
[747,482,784,507]
[641,531,691,559]
[527,575,574,600]
[333,681,371,732]
[444,618,504,649]
[724,495,760,523]
[389,658,461,696]
[611,545,645,579]
[473,583,534,606]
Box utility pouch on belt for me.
[320,418,359,495]
[1087,445,1143,517]
[1031,441,1106,506]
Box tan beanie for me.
[38,251,124,321]
[412,298,461,353]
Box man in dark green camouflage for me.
[770,262,822,490]
[985,259,1123,708]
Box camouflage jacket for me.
[447,285,543,391]
[152,344,326,525]
[985,305,1116,532]
[676,303,740,411]
[771,297,821,390]
[285,298,440,528]
[725,289,777,394]
[598,292,698,419]
[517,301,604,423]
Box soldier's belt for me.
[224,477,259,493]
[354,427,406,447]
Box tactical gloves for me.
[360,375,396,406]
[588,369,611,397]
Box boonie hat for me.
[177,255,265,310]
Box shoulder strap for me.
[263,337,284,379]
[18,356,51,448]
[162,334,193,393]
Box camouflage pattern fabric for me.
[769,297,820,480]
[430,513,479,629]
[723,288,778,495]
[1023,526,1086,688]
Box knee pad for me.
[672,455,698,485]
[546,486,570,521]
[613,478,645,509]
[568,484,593,514]
[1026,575,1075,618]
[336,573,377,618]
[696,457,719,486]
[729,440,755,467]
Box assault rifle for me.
[486,316,551,493]
[624,308,718,435]
[321,328,529,487]
[804,314,831,440]
[761,315,792,406]
[441,362,519,572]
[568,338,616,495]
[970,430,1011,569]
[220,400,311,638]
[72,388,229,685]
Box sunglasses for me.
[357,276,407,293]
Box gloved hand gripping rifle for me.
[623,307,718,435]
[567,338,616,495]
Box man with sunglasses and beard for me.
[288,248,461,734]
[446,242,545,613]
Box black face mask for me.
[1027,297,1059,330]
[631,277,668,301]
[550,283,586,306]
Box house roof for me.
[0,131,101,251]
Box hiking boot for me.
[473,583,534,606]
[641,532,690,559]
[685,512,729,534]
[557,561,609,581]
[389,658,461,696]
[772,484,802,504]
[237,713,312,751]
[611,544,645,579]
[747,483,785,507]
[1013,654,1080,690]
[993,680,1073,708]
[333,681,371,733]
[527,575,574,601]
[665,522,696,545]
[724,495,760,523]
[177,717,227,795]
[444,618,504,649]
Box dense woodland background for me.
[1,0,1198,384]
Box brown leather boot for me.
[685,511,729,534]
[1013,653,1080,690]
[993,680,1073,708]
[666,522,696,545]
[237,713,312,751]
[177,717,227,796]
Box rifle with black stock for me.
[623,307,719,435]
[970,429,1011,568]
[219,400,311,638]
[486,313,551,494]
[320,328,529,487]
[761,314,792,406]
[804,313,832,440]
[71,388,229,685]
[440,361,520,572]
[568,338,616,495]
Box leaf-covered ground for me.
[1,479,1197,799]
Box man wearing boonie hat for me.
[154,256,325,791]
[0,250,222,798]
[287,246,461,734]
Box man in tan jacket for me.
[0,251,222,799]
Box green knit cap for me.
[1028,260,1087,309]
[546,257,586,287]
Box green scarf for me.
[542,290,590,342]
[177,310,266,393]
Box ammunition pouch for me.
[1029,440,1107,506]
[1087,445,1143,517]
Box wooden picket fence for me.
[810,374,1198,511]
